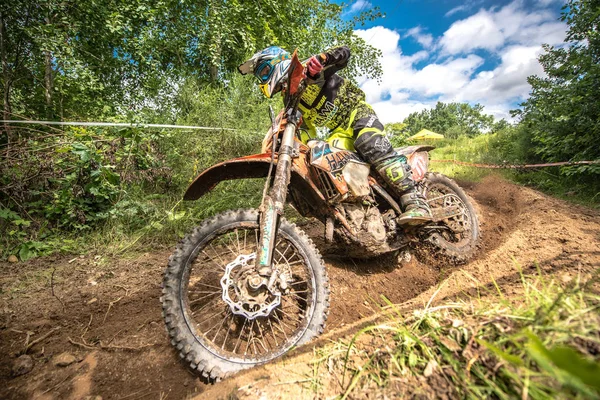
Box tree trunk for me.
[208,0,221,82]
[44,14,54,120]
[44,50,54,119]
[0,13,13,147]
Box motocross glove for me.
[306,55,324,79]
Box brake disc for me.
[220,253,281,320]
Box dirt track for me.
[1,176,599,399]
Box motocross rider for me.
[238,46,432,225]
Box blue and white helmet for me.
[238,46,291,98]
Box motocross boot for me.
[376,156,433,226]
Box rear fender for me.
[394,145,435,157]
[394,145,435,182]
[183,153,326,205]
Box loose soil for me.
[1,175,599,399]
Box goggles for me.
[254,60,275,83]
[253,53,290,83]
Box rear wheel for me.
[419,173,480,263]
[161,209,329,380]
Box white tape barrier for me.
[0,120,235,131]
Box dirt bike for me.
[161,51,480,380]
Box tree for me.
[402,102,495,138]
[0,0,383,127]
[515,0,600,174]
[385,122,411,145]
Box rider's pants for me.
[327,102,413,190]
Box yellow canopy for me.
[407,129,444,141]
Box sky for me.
[341,0,567,123]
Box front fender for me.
[183,153,326,207]
[184,154,274,200]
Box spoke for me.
[224,242,239,258]
[274,247,290,265]
[293,290,311,294]
[286,259,304,267]
[276,315,298,336]
[209,311,230,342]
[266,317,279,347]
[201,250,226,271]
[284,299,307,314]
[188,289,221,295]
[191,296,221,316]
[235,229,241,254]
[288,292,309,302]
[221,313,234,350]
[279,308,302,325]
[255,320,270,354]
[233,318,248,354]
[205,312,228,337]
[271,312,289,341]
[279,242,292,260]
[243,229,248,252]
[196,306,225,325]
[209,243,227,266]
[191,281,222,290]
[189,292,220,305]
[244,319,254,356]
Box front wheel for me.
[418,173,480,263]
[161,209,329,380]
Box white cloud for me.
[445,5,468,17]
[352,1,566,123]
[445,0,485,17]
[448,45,545,104]
[440,11,505,54]
[349,0,372,14]
[355,27,483,122]
[372,100,430,124]
[439,1,566,55]
[405,26,434,49]
[407,55,484,97]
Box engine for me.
[337,199,400,256]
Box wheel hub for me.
[220,254,281,320]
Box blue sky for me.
[340,0,567,123]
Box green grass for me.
[309,266,600,399]
[427,136,600,208]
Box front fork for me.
[256,113,300,277]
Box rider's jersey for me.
[299,47,366,140]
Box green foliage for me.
[385,122,411,147]
[402,102,496,137]
[0,75,275,258]
[1,0,386,259]
[429,134,600,206]
[515,0,600,179]
[0,0,382,125]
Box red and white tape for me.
[431,159,600,169]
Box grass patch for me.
[427,136,600,208]
[308,267,600,399]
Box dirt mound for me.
[461,175,522,253]
[1,176,598,399]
